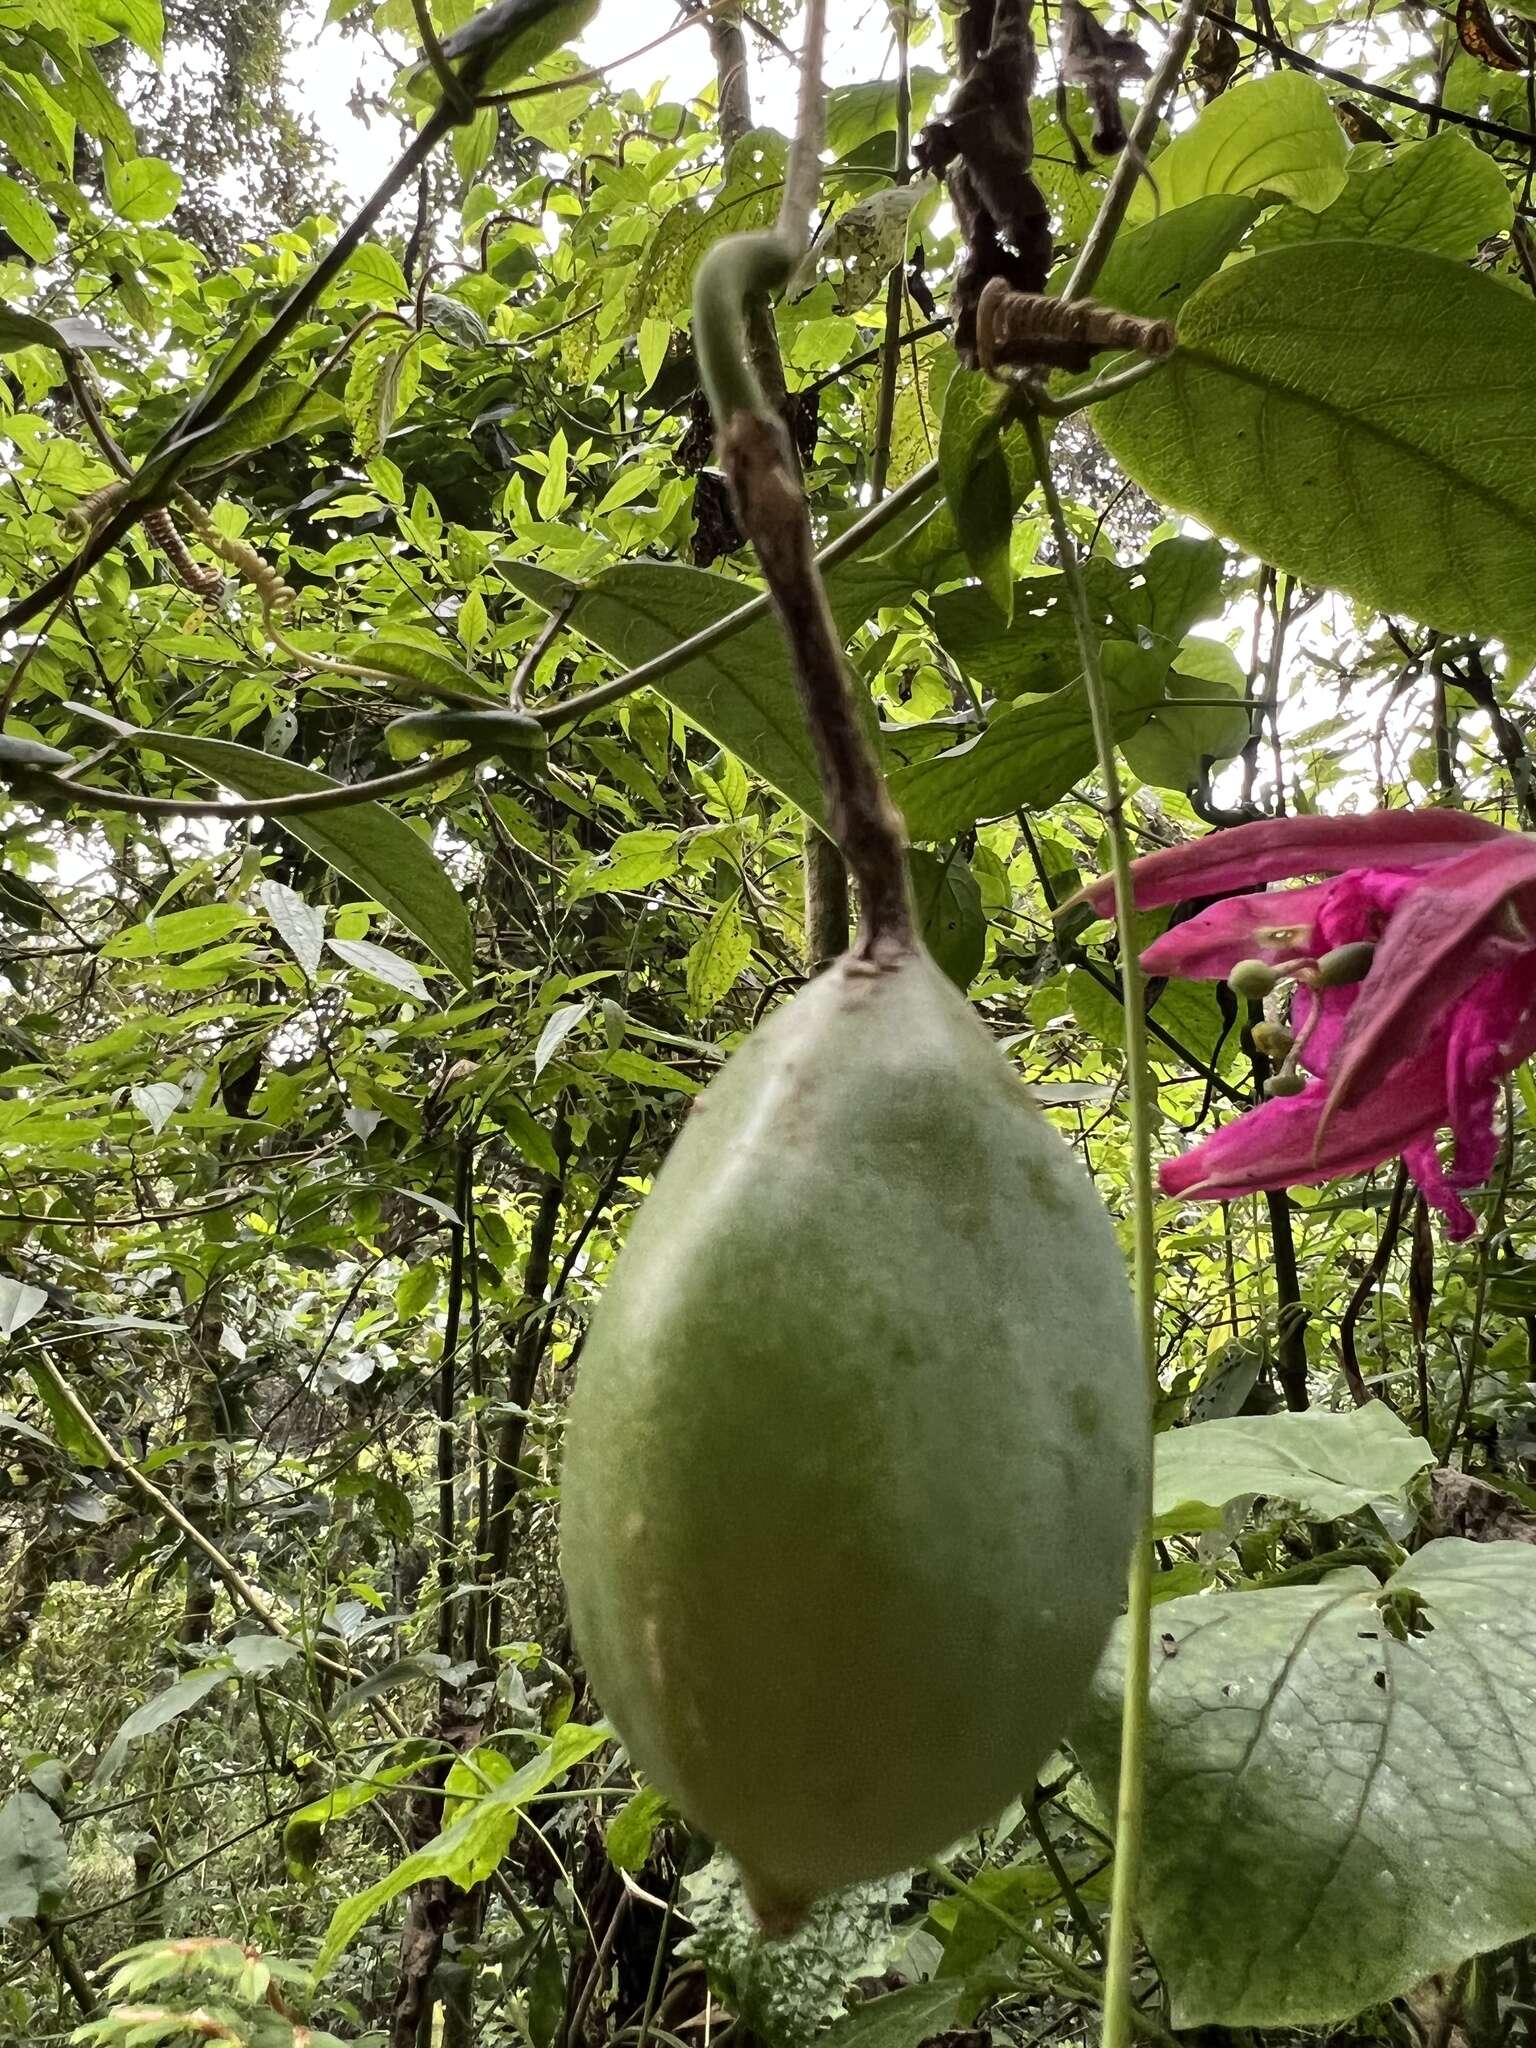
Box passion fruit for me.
[559,944,1147,1927]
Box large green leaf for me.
[504,555,910,821]
[1122,635,1248,791]
[316,1720,606,1974]
[433,0,599,98]
[1153,1402,1434,1535]
[1254,130,1513,259]
[892,652,1164,840]
[818,1977,999,2047]
[176,382,348,472]
[909,849,986,988]
[0,1792,67,1926]
[1095,242,1536,646]
[94,1666,235,1787]
[937,368,1028,623]
[1129,72,1347,220]
[1091,193,1258,325]
[1075,1540,1536,2027]
[71,719,474,987]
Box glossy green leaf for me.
[1122,636,1248,790]
[315,1720,607,1975]
[1095,242,1536,645]
[26,1365,109,1469]
[0,177,54,263]
[1254,130,1513,259]
[892,657,1163,840]
[1076,1541,1536,2026]
[104,151,182,224]
[937,369,1032,624]
[505,553,910,821]
[178,382,348,472]
[910,849,986,988]
[684,895,750,1016]
[1129,72,1348,220]
[818,1976,999,2048]
[1090,193,1258,326]
[94,1666,235,1786]
[605,1785,668,1872]
[431,0,599,98]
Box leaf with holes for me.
[1075,1540,1536,2026]
[1095,242,1536,646]
[685,896,750,1017]
[792,179,936,313]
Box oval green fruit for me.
[560,945,1147,1927]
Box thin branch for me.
[870,5,913,501]
[530,457,938,731]
[1216,8,1536,149]
[1066,0,1205,303]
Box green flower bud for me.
[1252,1020,1294,1061]
[1264,1070,1308,1099]
[1227,958,1281,1000]
[1311,941,1376,988]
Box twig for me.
[1065,0,1205,303]
[923,1860,1175,2047]
[1215,8,1536,149]
[870,6,913,501]
[510,592,577,712]
[1343,1163,1417,1400]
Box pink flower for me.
[1072,812,1536,1239]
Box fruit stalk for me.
[692,0,916,961]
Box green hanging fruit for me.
[560,943,1148,1929]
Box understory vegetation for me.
[1,0,1535,2042]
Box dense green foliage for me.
[0,0,1535,2043]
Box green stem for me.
[923,1861,1176,2048]
[1024,409,1159,2048]
[693,232,794,425]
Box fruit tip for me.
[742,1874,812,1941]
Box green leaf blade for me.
[1095,242,1536,646]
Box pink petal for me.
[1323,838,1536,1120]
[1159,1053,1450,1203]
[1139,881,1340,980]
[1401,1137,1478,1241]
[1071,810,1514,918]
[1444,955,1536,1176]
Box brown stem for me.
[1338,1165,1409,1409]
[802,825,850,972]
[1264,1189,1310,1412]
[719,413,913,959]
